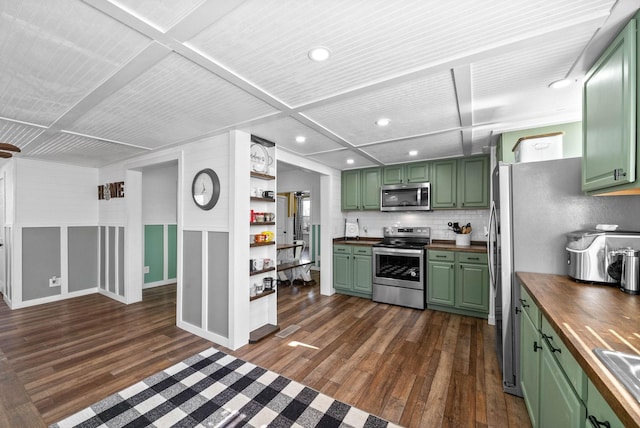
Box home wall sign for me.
[98,182,125,200]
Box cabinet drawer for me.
[456,252,487,264]
[541,316,587,400]
[519,286,540,329]
[429,250,454,262]
[333,245,352,254]
[352,246,372,256]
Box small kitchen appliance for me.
[565,229,640,284]
[380,182,431,212]
[372,226,430,309]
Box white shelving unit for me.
[248,136,278,343]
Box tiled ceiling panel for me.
[188,0,614,106]
[360,131,464,164]
[301,72,459,146]
[24,132,148,167]
[68,53,279,148]
[246,117,346,155]
[472,21,596,126]
[310,149,378,171]
[0,119,46,150]
[111,0,206,32]
[0,0,151,126]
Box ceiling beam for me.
[452,65,473,156]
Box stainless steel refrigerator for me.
[487,157,640,396]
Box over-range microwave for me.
[380,182,431,211]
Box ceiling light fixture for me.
[409,150,418,156]
[548,78,572,89]
[308,46,331,62]
[295,136,306,143]
[346,159,354,165]
[376,118,391,127]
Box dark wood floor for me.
[0,275,530,427]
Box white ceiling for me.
[0,0,638,170]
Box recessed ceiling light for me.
[346,159,354,164]
[295,136,306,143]
[549,79,572,89]
[376,118,391,126]
[409,150,418,156]
[308,46,331,62]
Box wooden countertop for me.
[332,237,382,246]
[427,240,487,253]
[517,272,640,427]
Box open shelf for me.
[250,196,275,202]
[249,289,275,301]
[250,172,275,181]
[250,221,275,226]
[250,241,275,248]
[250,267,276,276]
[249,323,280,343]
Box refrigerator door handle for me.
[488,201,496,292]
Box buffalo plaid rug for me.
[50,347,401,428]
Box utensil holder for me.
[456,234,471,246]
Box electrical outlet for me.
[49,276,60,287]
[144,266,150,274]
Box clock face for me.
[192,168,220,210]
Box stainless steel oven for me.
[372,226,429,310]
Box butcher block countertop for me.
[332,237,382,246]
[427,239,487,253]
[517,272,640,427]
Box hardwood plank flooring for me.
[0,275,530,427]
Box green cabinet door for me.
[333,252,351,291]
[382,165,404,185]
[582,18,637,193]
[427,262,455,306]
[353,253,372,293]
[431,160,457,209]
[456,262,489,312]
[521,310,541,428]
[586,380,624,428]
[406,162,430,183]
[360,167,381,210]
[539,343,587,428]
[342,170,361,210]
[458,156,489,208]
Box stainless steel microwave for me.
[380,182,431,211]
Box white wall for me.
[142,162,178,224]
[8,159,100,308]
[15,159,98,226]
[342,209,489,242]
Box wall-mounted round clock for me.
[192,168,220,210]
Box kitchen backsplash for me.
[341,209,490,242]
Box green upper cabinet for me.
[361,167,381,210]
[582,17,637,194]
[341,169,361,210]
[341,168,381,210]
[431,159,457,208]
[458,156,489,208]
[382,162,430,185]
[431,156,489,209]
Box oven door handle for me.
[372,247,424,256]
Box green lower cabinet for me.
[586,380,624,428]
[333,250,352,291]
[521,309,541,428]
[333,245,372,298]
[427,250,488,318]
[539,343,586,428]
[427,262,455,306]
[456,262,489,312]
[519,282,589,428]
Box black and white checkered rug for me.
[50,347,401,428]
